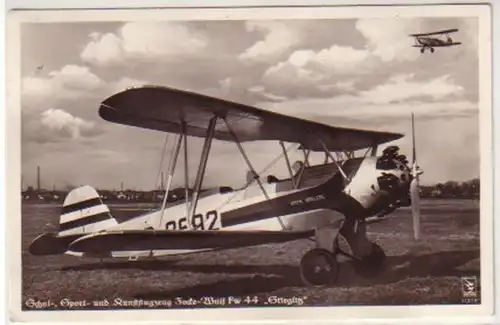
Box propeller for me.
[409,113,423,240]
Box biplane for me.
[29,85,423,286]
[410,28,461,53]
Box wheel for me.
[300,248,339,287]
[352,242,386,277]
[430,48,435,53]
[420,48,425,53]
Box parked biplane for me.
[410,28,461,53]
[29,86,424,286]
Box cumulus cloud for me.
[289,46,371,71]
[20,17,481,188]
[81,22,208,66]
[257,73,474,123]
[23,109,102,143]
[22,65,103,110]
[41,109,97,138]
[239,21,302,63]
[108,77,150,93]
[355,18,423,62]
[358,73,465,104]
[260,44,373,98]
[80,32,124,66]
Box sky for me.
[20,17,480,191]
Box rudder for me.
[58,185,118,236]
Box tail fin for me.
[58,185,118,236]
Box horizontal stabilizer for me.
[68,229,315,254]
[29,232,83,256]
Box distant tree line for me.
[22,187,205,203]
[420,178,480,199]
[22,178,479,203]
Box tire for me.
[353,242,386,277]
[300,248,339,287]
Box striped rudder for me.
[59,185,118,236]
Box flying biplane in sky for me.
[29,86,423,287]
[410,28,461,53]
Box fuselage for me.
[60,154,412,258]
[417,36,452,47]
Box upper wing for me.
[68,229,315,254]
[99,85,403,152]
[410,28,459,37]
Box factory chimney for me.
[37,166,40,191]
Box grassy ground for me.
[21,199,480,309]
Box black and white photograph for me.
[6,3,494,323]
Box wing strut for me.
[294,160,307,189]
[223,118,286,230]
[279,140,296,188]
[187,116,218,227]
[182,121,190,219]
[302,148,311,167]
[319,139,349,181]
[159,133,183,227]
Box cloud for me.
[20,18,481,189]
[257,73,474,125]
[355,18,423,62]
[108,77,150,93]
[239,21,302,63]
[260,43,373,98]
[41,109,97,138]
[80,22,208,66]
[290,46,371,72]
[22,65,103,110]
[23,109,102,143]
[80,32,124,66]
[358,73,464,104]
[254,17,427,99]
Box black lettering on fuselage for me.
[164,210,220,231]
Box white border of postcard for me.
[5,3,494,324]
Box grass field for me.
[21,199,481,310]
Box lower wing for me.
[68,229,315,254]
[412,42,461,47]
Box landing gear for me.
[300,249,339,287]
[298,219,388,287]
[352,242,386,277]
[299,224,341,287]
[420,47,435,54]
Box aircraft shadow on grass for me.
[60,249,479,299]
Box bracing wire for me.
[158,134,183,228]
[214,142,300,211]
[153,134,170,191]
